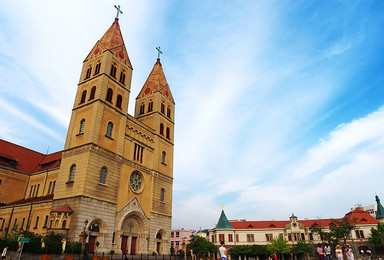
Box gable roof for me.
[0,139,62,174]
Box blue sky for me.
[1,1,384,230]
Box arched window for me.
[79,119,85,134]
[43,215,49,228]
[89,86,96,100]
[99,167,107,184]
[62,220,67,229]
[52,181,56,194]
[34,216,39,229]
[139,103,145,115]
[85,66,92,79]
[50,220,53,228]
[32,185,36,197]
[36,184,40,197]
[116,94,122,109]
[161,102,165,114]
[106,88,113,103]
[69,164,76,182]
[166,127,170,139]
[119,70,126,85]
[95,61,101,75]
[160,123,164,135]
[21,218,25,230]
[13,218,17,230]
[0,179,2,190]
[106,122,113,138]
[29,185,33,198]
[148,100,153,112]
[162,151,166,164]
[110,63,117,78]
[167,107,171,118]
[80,90,87,104]
[55,220,59,228]
[160,188,165,202]
[47,181,52,195]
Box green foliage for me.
[266,236,291,255]
[291,240,313,255]
[110,249,115,255]
[0,237,19,252]
[186,235,217,254]
[20,230,44,254]
[309,217,356,246]
[369,223,384,247]
[65,242,82,254]
[231,245,268,256]
[43,232,64,254]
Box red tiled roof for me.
[228,209,377,230]
[0,139,62,173]
[52,204,72,213]
[5,194,54,206]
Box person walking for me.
[219,241,227,260]
[335,245,343,260]
[325,244,332,260]
[345,245,354,260]
[317,244,325,260]
[1,247,7,259]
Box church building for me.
[0,14,175,255]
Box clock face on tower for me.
[130,171,143,193]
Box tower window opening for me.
[161,102,165,114]
[89,86,96,100]
[116,94,122,109]
[106,122,114,138]
[106,88,113,103]
[110,63,117,78]
[166,127,170,139]
[80,90,87,104]
[95,61,101,75]
[160,188,165,202]
[99,167,107,184]
[133,143,144,163]
[161,151,166,164]
[167,107,171,118]
[85,66,92,79]
[160,123,164,135]
[69,164,76,182]
[139,103,145,115]
[148,100,153,112]
[119,71,126,85]
[79,119,85,134]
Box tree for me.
[369,223,384,247]
[266,236,291,260]
[43,232,64,254]
[309,217,356,246]
[186,236,217,256]
[231,245,268,258]
[20,230,44,254]
[292,240,313,260]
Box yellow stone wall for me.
[0,168,29,203]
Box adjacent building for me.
[171,229,196,252]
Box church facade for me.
[0,17,175,255]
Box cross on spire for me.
[156,46,163,60]
[221,204,224,210]
[114,5,123,19]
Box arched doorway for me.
[120,212,147,255]
[86,218,107,254]
[156,229,166,255]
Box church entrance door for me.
[88,235,97,253]
[131,237,137,255]
[121,236,128,254]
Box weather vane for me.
[114,5,123,19]
[156,46,162,60]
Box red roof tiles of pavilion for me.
[228,209,376,230]
[52,204,72,213]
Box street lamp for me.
[80,219,89,258]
